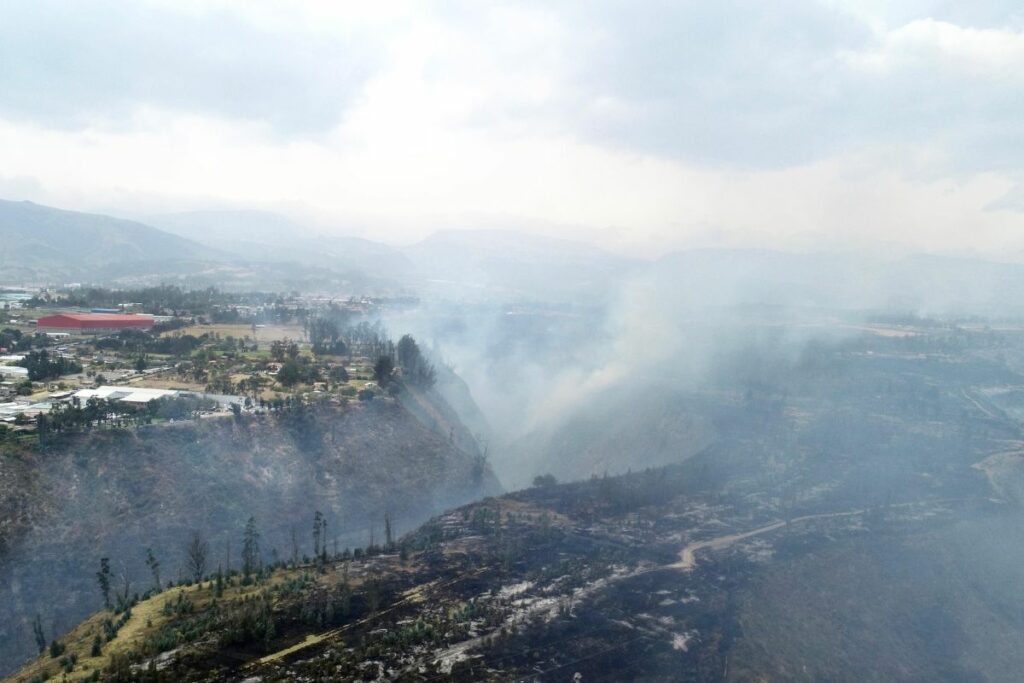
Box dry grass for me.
[6,571,306,683]
[120,375,207,392]
[163,324,305,343]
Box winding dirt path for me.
[670,501,971,572]
[672,520,787,570]
[671,508,877,571]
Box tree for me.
[312,511,323,558]
[96,557,112,609]
[320,523,328,565]
[117,560,132,608]
[276,359,302,387]
[270,340,299,362]
[384,511,394,550]
[532,474,558,488]
[242,516,261,578]
[312,511,328,568]
[396,335,420,372]
[328,365,349,384]
[145,547,161,591]
[396,334,436,387]
[32,614,46,654]
[16,349,83,381]
[185,531,209,583]
[373,355,395,386]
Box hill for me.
[151,218,640,302]
[0,200,412,292]
[505,382,717,488]
[0,397,500,676]
[147,210,416,277]
[0,200,212,283]
[9,323,1024,681]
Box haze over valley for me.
[4,2,1024,681]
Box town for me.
[0,285,425,436]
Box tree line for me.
[16,349,82,381]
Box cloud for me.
[546,0,873,168]
[479,2,1024,174]
[0,1,1023,256]
[0,0,378,133]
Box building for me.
[68,386,245,410]
[36,313,154,334]
[71,385,180,405]
[0,401,51,423]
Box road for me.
[669,504,949,572]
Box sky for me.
[2,0,1024,257]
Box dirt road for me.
[671,501,968,572]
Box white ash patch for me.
[496,580,534,599]
[672,630,698,652]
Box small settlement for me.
[0,288,416,430]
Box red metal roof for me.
[37,313,154,328]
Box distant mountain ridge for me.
[147,209,417,277]
[149,211,641,301]
[0,200,403,292]
[0,199,210,282]
[12,197,1024,313]
[403,229,640,301]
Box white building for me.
[71,386,181,405]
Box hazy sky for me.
[2,0,1024,256]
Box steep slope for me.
[0,199,211,282]
[504,382,718,488]
[0,399,500,675]
[11,326,1024,681]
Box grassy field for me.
[162,324,305,343]
[120,375,207,393]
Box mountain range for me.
[7,197,1024,313]
[0,199,210,284]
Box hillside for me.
[505,382,718,488]
[0,200,404,292]
[152,218,641,302]
[0,398,500,675]
[148,210,416,277]
[10,323,1024,681]
[0,200,211,283]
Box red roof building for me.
[36,313,154,333]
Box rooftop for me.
[40,313,154,323]
[72,385,180,404]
